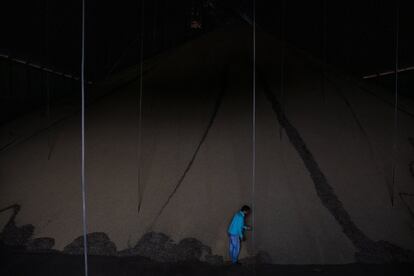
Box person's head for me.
[241,205,251,216]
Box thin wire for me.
[8,58,13,97]
[44,0,52,160]
[322,0,327,103]
[251,0,256,253]
[80,0,89,275]
[391,0,399,206]
[137,0,145,213]
[41,0,53,160]
[279,0,285,140]
[46,74,52,160]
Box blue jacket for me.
[228,211,245,238]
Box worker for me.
[227,205,252,264]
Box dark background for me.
[1,0,413,123]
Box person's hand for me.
[245,225,252,231]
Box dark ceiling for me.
[2,0,413,78]
[1,0,413,123]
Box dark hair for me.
[241,205,251,212]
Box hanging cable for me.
[322,0,327,103]
[137,0,145,213]
[251,0,256,253]
[279,0,285,140]
[391,0,400,206]
[46,74,52,159]
[46,0,53,159]
[80,0,89,275]
[42,0,53,160]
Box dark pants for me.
[229,234,240,263]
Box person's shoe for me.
[233,261,242,266]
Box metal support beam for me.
[0,53,92,84]
[363,66,414,79]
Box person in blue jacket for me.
[227,205,252,264]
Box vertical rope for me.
[322,0,327,103]
[44,0,52,160]
[26,61,31,99]
[46,73,52,159]
[153,0,158,44]
[137,0,145,213]
[279,0,285,140]
[80,0,89,275]
[8,58,13,97]
[391,0,399,206]
[251,0,256,253]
